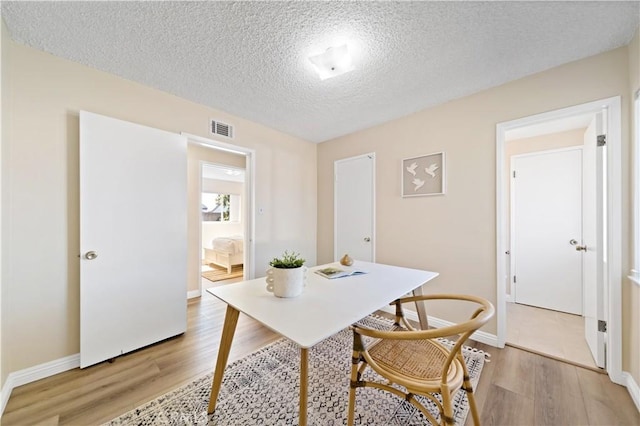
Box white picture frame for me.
[401,152,446,197]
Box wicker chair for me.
[347,294,495,426]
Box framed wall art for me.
[401,152,445,197]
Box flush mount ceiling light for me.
[308,44,354,80]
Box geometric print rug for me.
[103,315,487,426]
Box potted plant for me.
[266,250,307,298]
[269,250,305,269]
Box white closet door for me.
[512,148,583,314]
[334,154,375,262]
[80,111,187,368]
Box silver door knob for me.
[575,245,587,252]
[85,251,98,260]
[363,237,371,242]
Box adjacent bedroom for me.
[200,163,245,286]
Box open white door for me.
[582,112,606,368]
[80,111,187,368]
[334,154,375,262]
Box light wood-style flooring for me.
[2,292,638,425]
[506,302,600,370]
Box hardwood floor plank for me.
[576,367,640,425]
[490,345,536,398]
[534,355,590,425]
[480,384,535,426]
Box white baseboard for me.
[187,289,201,299]
[623,371,640,413]
[0,375,14,416]
[1,353,80,415]
[379,305,499,347]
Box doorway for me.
[200,163,246,286]
[496,97,623,383]
[183,133,256,297]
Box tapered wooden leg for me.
[347,349,360,426]
[412,286,429,329]
[207,305,240,414]
[299,347,309,426]
[460,353,481,425]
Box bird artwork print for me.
[425,163,439,178]
[406,162,418,176]
[412,178,425,191]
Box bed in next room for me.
[204,235,244,273]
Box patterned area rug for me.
[201,264,243,282]
[104,315,487,426]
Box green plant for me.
[269,250,305,268]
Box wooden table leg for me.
[299,347,309,426]
[207,305,240,414]
[412,286,429,330]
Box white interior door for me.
[582,113,606,368]
[334,154,375,262]
[80,111,187,368]
[512,148,583,314]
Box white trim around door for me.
[495,96,623,385]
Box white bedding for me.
[211,236,244,254]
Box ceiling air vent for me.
[210,120,234,138]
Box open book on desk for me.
[315,266,367,279]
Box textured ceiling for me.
[2,1,639,143]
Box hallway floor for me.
[506,302,601,371]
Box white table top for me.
[206,261,439,348]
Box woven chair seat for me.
[368,337,463,393]
[346,294,495,426]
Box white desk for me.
[206,261,438,425]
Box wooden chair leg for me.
[459,353,481,425]
[440,385,455,426]
[466,388,481,426]
[347,349,360,426]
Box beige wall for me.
[627,28,640,388]
[2,42,317,375]
[187,145,246,292]
[503,128,585,295]
[506,128,586,156]
[318,47,630,347]
[0,17,9,386]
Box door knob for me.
[85,251,98,260]
[363,237,371,242]
[575,245,587,252]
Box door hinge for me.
[598,320,607,332]
[597,134,606,147]
[513,275,516,283]
[513,170,516,178]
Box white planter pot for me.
[265,266,307,298]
